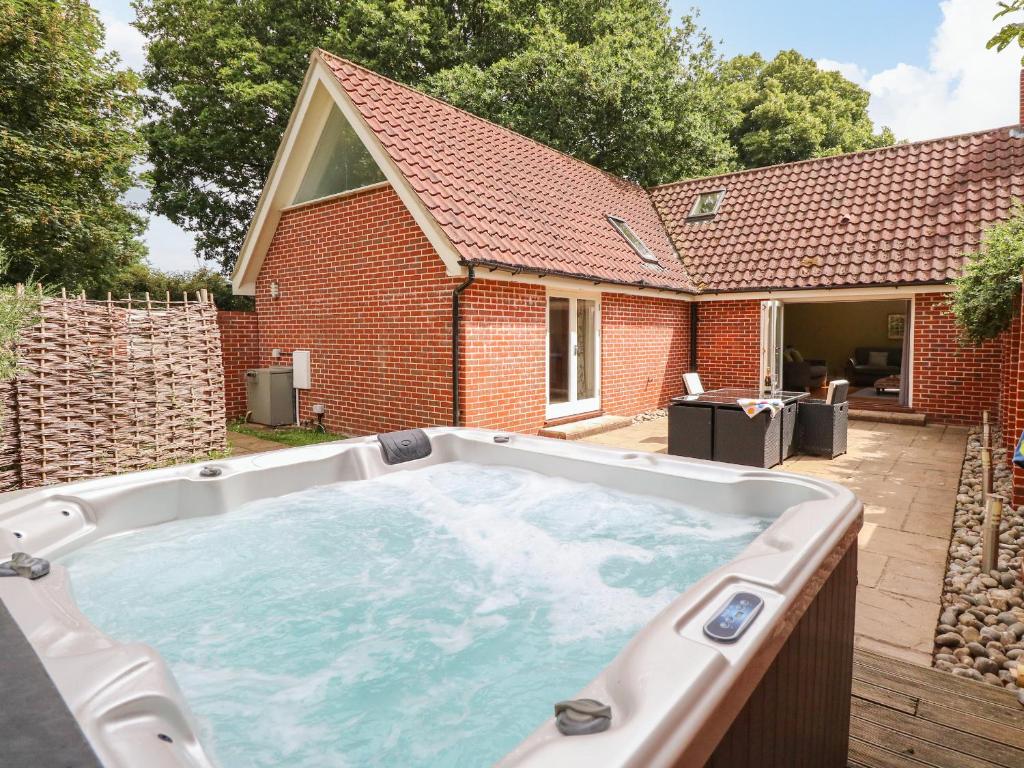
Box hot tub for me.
[0,428,861,767]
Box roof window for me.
[688,190,725,220]
[608,216,659,264]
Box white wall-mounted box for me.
[292,350,311,389]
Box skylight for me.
[688,190,726,219]
[608,216,659,264]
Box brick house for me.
[228,49,1024,437]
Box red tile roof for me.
[320,51,696,293]
[650,128,1024,293]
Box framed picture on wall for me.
[887,313,906,340]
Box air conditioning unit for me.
[245,367,294,426]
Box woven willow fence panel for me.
[0,294,226,491]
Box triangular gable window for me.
[292,105,386,205]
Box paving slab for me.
[227,431,284,455]
[582,417,969,666]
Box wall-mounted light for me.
[270,281,280,299]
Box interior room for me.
[782,299,910,409]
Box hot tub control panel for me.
[702,592,763,643]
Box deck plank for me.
[854,649,1020,708]
[847,649,1024,768]
[852,663,1020,725]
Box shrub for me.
[102,263,253,310]
[950,203,1024,344]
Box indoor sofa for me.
[844,347,901,387]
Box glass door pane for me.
[576,299,596,400]
[759,300,784,394]
[548,297,570,404]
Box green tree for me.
[951,203,1024,344]
[717,50,894,169]
[0,0,145,292]
[989,1,1024,62]
[135,0,733,271]
[424,2,735,186]
[103,262,253,310]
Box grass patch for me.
[228,421,346,448]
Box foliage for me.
[0,285,39,383]
[134,0,734,270]
[716,50,895,169]
[0,249,42,450]
[423,2,736,186]
[989,1,1024,62]
[103,263,254,310]
[950,203,1024,344]
[228,421,345,447]
[0,0,145,293]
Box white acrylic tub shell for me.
[0,428,862,767]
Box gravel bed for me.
[632,408,666,424]
[934,428,1024,692]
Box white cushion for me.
[683,372,704,395]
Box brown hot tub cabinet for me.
[698,519,859,767]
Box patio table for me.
[668,388,809,468]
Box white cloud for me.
[817,58,869,88]
[99,11,147,72]
[144,217,205,273]
[818,0,1021,141]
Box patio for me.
[584,418,969,666]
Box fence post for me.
[982,494,1005,574]
[981,411,993,499]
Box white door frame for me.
[767,294,916,408]
[759,300,784,395]
[545,290,601,420]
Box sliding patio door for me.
[547,294,600,419]
[759,300,784,395]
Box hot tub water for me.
[61,462,769,767]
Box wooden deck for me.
[849,649,1024,767]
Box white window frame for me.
[545,290,602,420]
[688,189,726,219]
[607,216,659,264]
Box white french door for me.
[759,300,784,395]
[546,293,600,419]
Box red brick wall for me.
[460,279,547,433]
[912,292,1003,425]
[601,293,689,414]
[1000,309,1020,454]
[217,310,260,419]
[254,185,454,435]
[997,289,1024,505]
[695,299,761,390]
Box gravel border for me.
[933,428,1024,690]
[632,408,667,423]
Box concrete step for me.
[849,409,926,426]
[539,414,633,440]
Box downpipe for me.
[451,265,476,427]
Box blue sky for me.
[685,1,944,72]
[97,0,1019,272]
